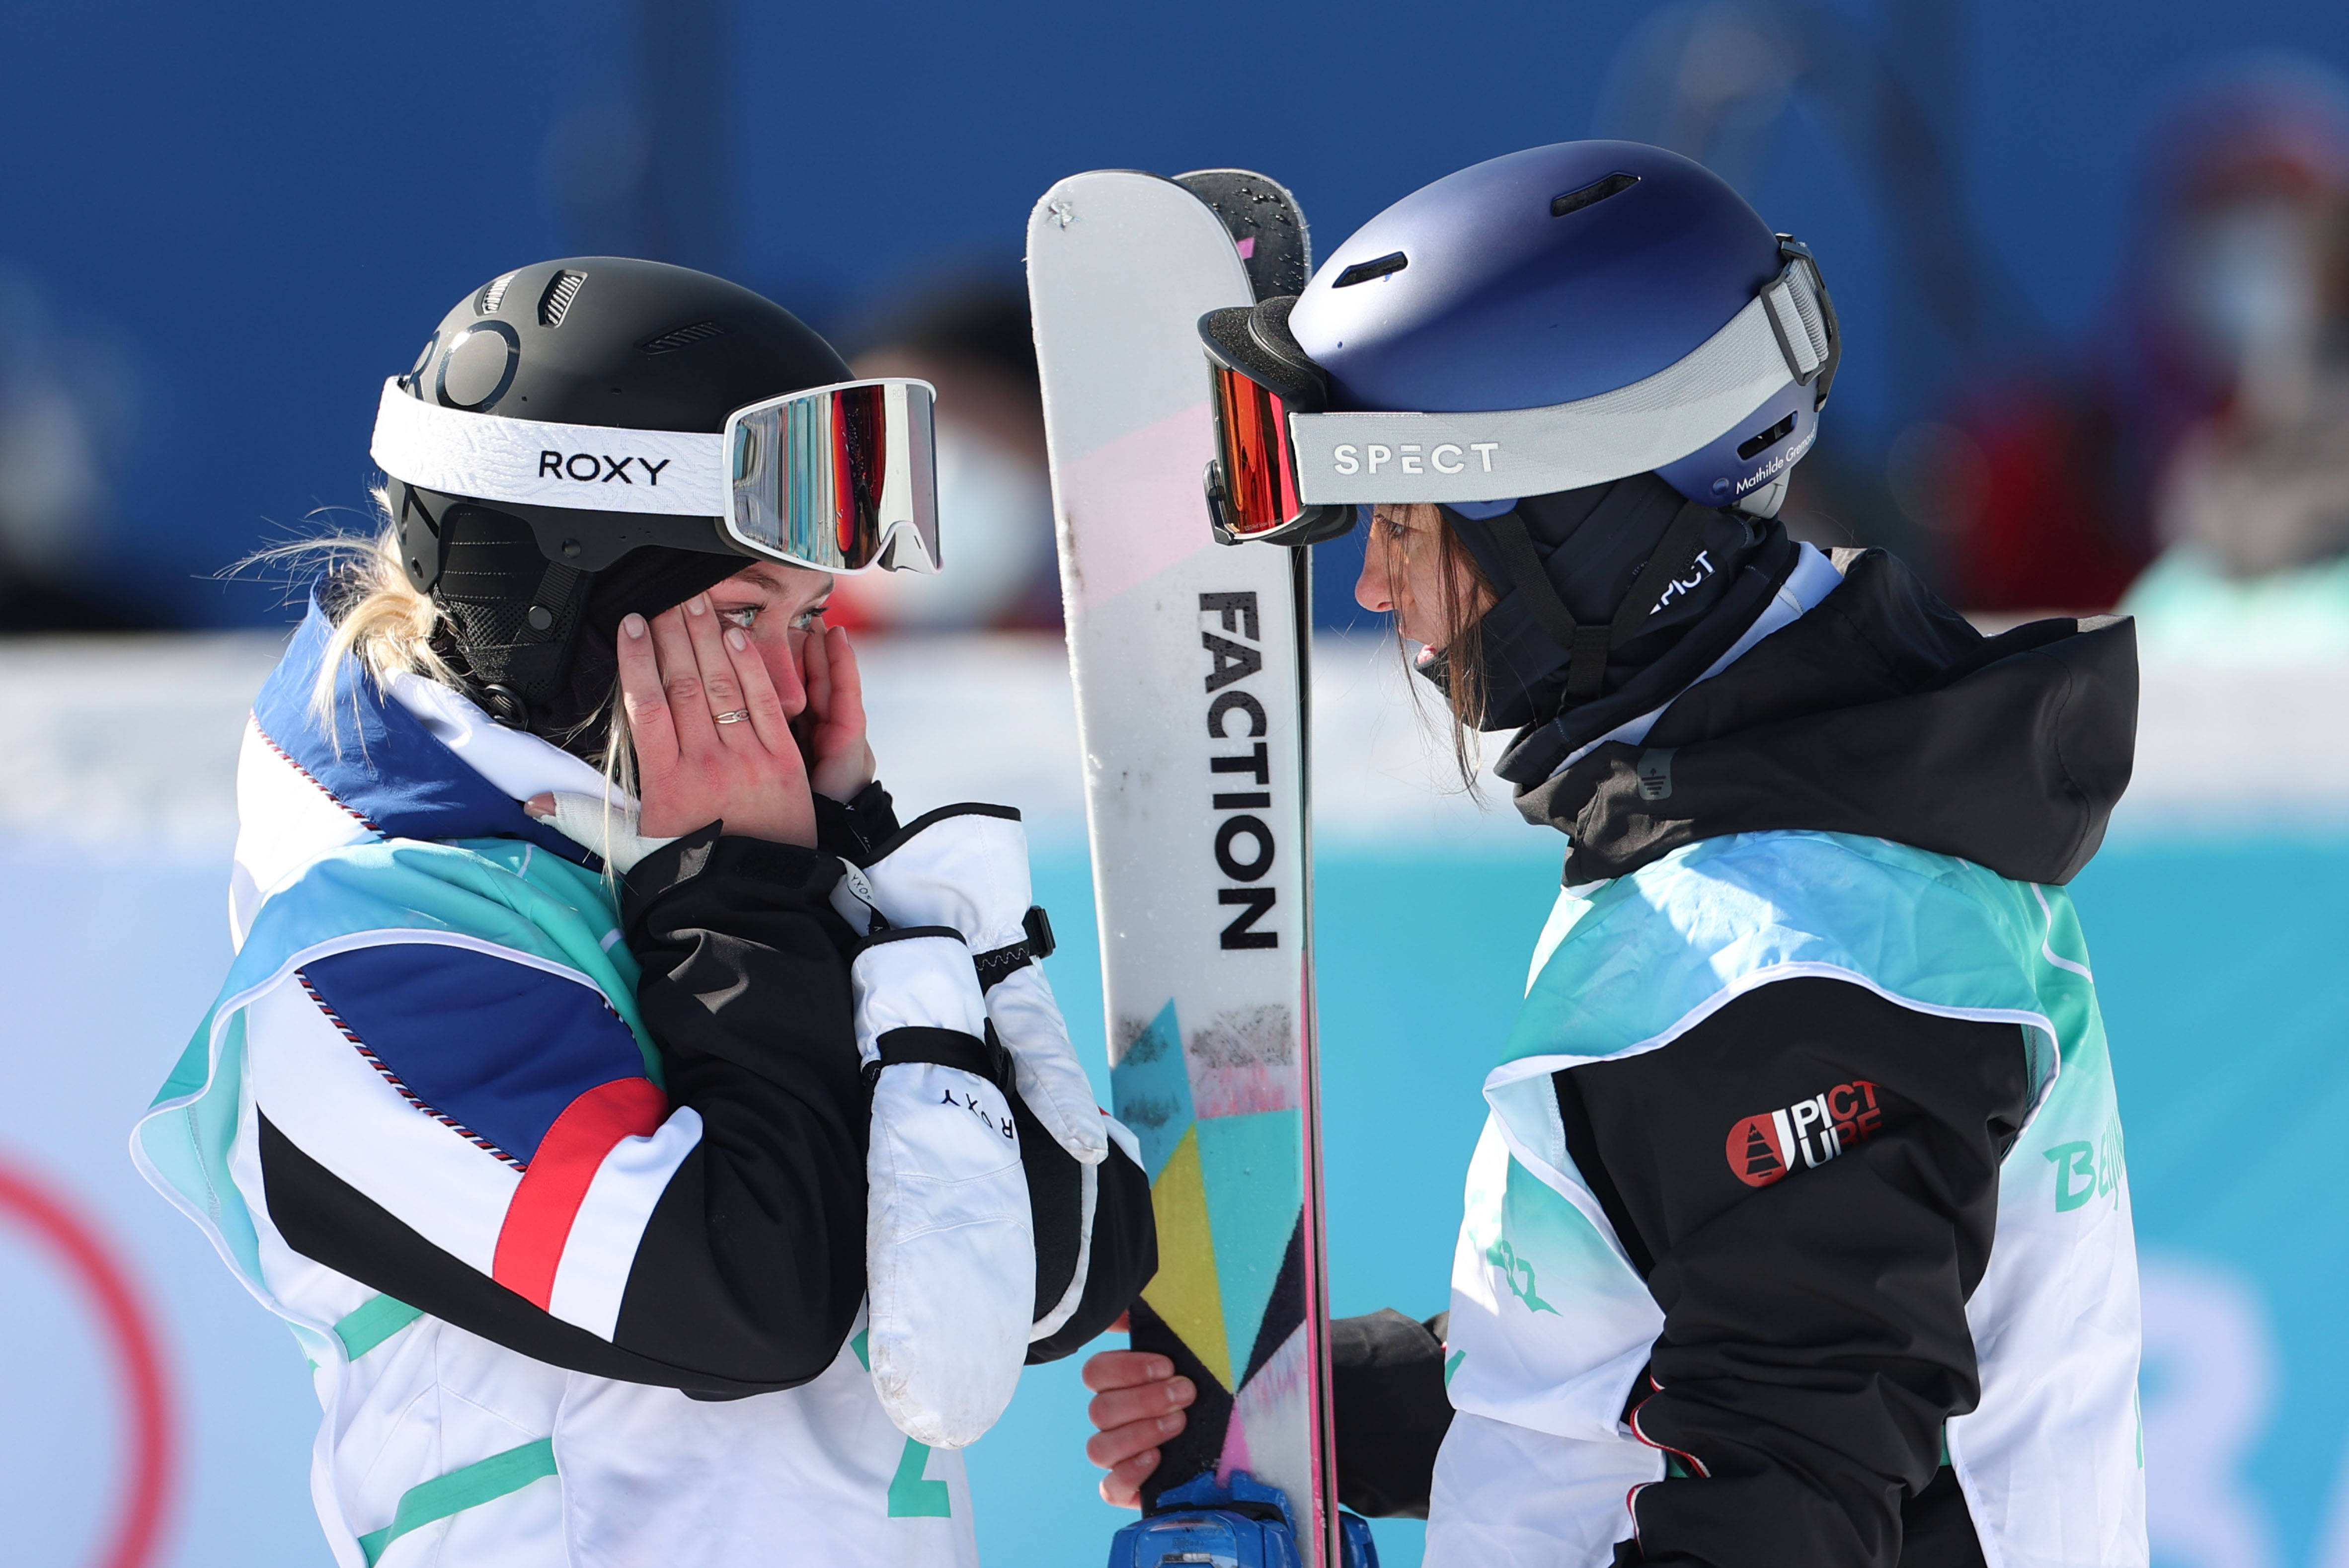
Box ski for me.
[1028,169,1363,1568]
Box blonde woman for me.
[137,257,1153,1568]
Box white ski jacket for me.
[134,603,1153,1567]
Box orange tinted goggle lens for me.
[1209,361,1305,538]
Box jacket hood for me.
[247,597,601,872]
[1518,549,2138,886]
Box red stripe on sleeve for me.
[491,1077,669,1310]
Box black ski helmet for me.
[383,257,853,736]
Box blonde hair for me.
[250,493,637,802]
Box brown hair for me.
[1375,507,1495,797]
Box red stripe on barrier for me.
[491,1078,668,1309]
[0,1155,177,1568]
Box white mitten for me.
[852,929,1032,1448]
[848,806,1109,1169]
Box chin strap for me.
[1483,497,1720,703]
[405,494,596,730]
[444,558,593,729]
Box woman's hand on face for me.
[618,594,817,846]
[1081,1334,1194,1509]
[797,620,876,802]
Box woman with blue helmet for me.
[1085,143,2145,1568]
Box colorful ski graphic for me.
[1028,168,1337,1567]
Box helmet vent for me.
[638,318,728,354]
[475,272,517,314]
[1332,250,1409,288]
[1736,412,1797,462]
[1551,172,1640,218]
[538,270,587,328]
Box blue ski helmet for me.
[1198,141,1837,542]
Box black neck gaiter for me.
[1428,473,1798,789]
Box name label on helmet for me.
[1731,420,1816,498]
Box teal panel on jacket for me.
[1507,831,2077,1078]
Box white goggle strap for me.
[370,379,725,516]
[1286,256,1830,506]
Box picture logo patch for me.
[1726,1080,1885,1187]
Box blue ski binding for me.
[1106,1470,1379,1568]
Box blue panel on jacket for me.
[250,598,598,869]
[299,941,648,1164]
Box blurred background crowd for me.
[4,1,2349,643]
[3,0,2348,646]
[6,4,2349,1568]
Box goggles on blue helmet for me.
[1199,236,1836,546]
[372,376,941,574]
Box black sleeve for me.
[1331,1308,1455,1519]
[608,824,872,1390]
[1555,977,2027,1568]
[815,778,901,864]
[1020,1085,1159,1364]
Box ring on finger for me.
[713,709,752,725]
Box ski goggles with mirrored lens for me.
[1197,241,1836,546]
[722,379,939,572]
[370,376,940,573]
[1198,301,1354,547]
[1203,354,1344,546]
